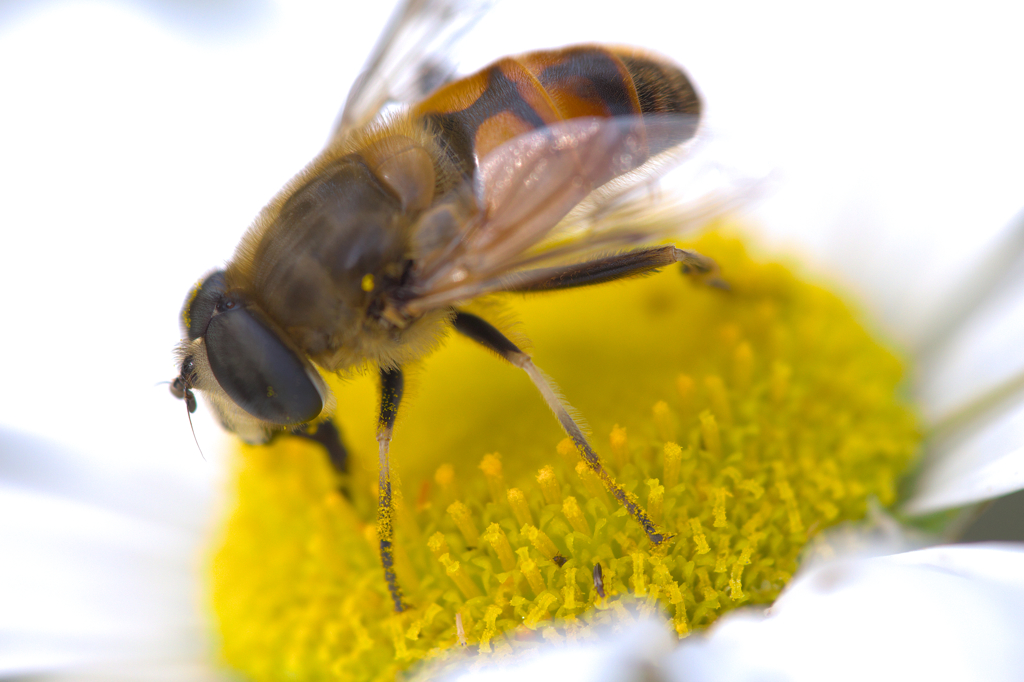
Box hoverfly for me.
[172,0,750,612]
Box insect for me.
[172,0,748,612]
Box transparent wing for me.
[333,0,496,137]
[512,124,772,268]
[399,114,766,314]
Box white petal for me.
[911,211,1024,396]
[0,484,211,673]
[668,544,1024,682]
[904,400,1024,514]
[11,662,237,682]
[914,226,1024,425]
[0,431,224,676]
[904,222,1024,513]
[432,617,676,682]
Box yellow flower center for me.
[211,230,919,680]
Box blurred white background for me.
[1,0,1023,675]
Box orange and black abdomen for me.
[411,45,700,177]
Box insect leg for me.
[501,245,721,293]
[452,311,669,545]
[377,366,407,612]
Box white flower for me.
[2,0,1024,679]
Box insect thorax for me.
[227,154,436,371]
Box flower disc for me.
[211,230,919,680]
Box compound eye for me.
[181,270,227,341]
[204,305,324,426]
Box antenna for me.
[164,377,206,461]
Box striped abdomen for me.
[410,45,701,178]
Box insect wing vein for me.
[401,113,748,312]
[334,0,497,137]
